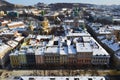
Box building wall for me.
[77,52,92,65]
[44,53,60,65]
[26,54,36,66]
[60,55,68,65]
[91,56,110,65]
[114,30,120,41]
[10,55,19,68]
[68,54,76,65]
[113,54,120,68]
[18,54,27,66]
[35,55,44,65]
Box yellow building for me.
[10,51,19,68]
[41,18,51,34]
[42,18,49,28]
[0,11,5,17]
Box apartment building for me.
[10,51,19,68]
[0,43,11,68]
[44,46,60,65]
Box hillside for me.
[0,0,14,11]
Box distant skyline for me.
[6,0,120,5]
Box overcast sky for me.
[6,0,120,5]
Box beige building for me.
[44,46,60,65]
[35,47,44,66]
[68,45,77,65]
[7,21,24,29]
[60,47,68,65]
[76,43,93,65]
[0,44,11,68]
[10,51,19,68]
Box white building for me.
[17,76,106,80]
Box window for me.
[50,78,55,80]
[88,78,92,80]
[29,78,35,80]
[74,78,79,80]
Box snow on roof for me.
[64,20,84,23]
[7,40,18,49]
[59,47,68,55]
[83,36,91,42]
[36,35,52,40]
[68,45,76,54]
[19,50,26,55]
[20,76,105,80]
[46,40,54,46]
[35,47,45,55]
[113,18,120,21]
[10,50,19,56]
[27,46,35,54]
[27,34,35,38]
[67,32,90,37]
[102,39,120,52]
[97,36,106,40]
[112,26,120,30]
[7,21,24,27]
[14,36,24,42]
[93,48,109,56]
[76,43,93,53]
[0,29,14,35]
[44,46,59,54]
[1,20,9,24]
[67,40,71,46]
[0,44,11,58]
[90,37,109,56]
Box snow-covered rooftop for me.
[76,43,93,53]
[35,47,45,55]
[14,36,24,42]
[59,47,68,55]
[7,40,18,49]
[44,46,59,54]
[64,20,84,23]
[67,32,90,37]
[102,39,120,52]
[68,45,76,54]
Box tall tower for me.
[73,4,80,28]
[41,17,50,34]
[42,17,49,29]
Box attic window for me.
[29,78,35,80]
[88,78,92,80]
[54,41,58,45]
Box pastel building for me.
[90,38,110,65]
[7,21,24,29]
[18,49,27,67]
[26,46,36,68]
[44,46,60,65]
[76,43,93,65]
[68,45,77,65]
[35,46,44,66]
[10,51,19,68]
[0,44,11,68]
[59,47,68,65]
